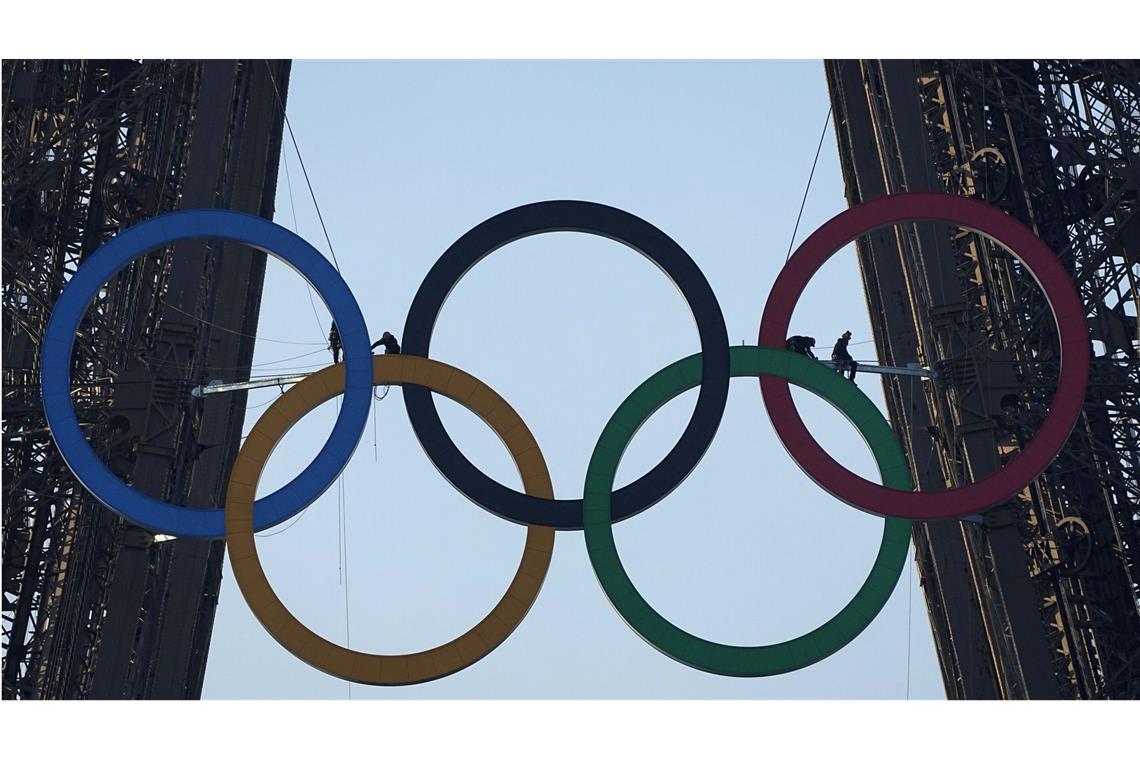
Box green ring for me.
[582,345,913,677]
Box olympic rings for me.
[402,200,730,529]
[758,192,1089,521]
[226,355,556,685]
[40,209,372,538]
[38,192,1088,684]
[583,346,911,676]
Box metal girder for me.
[2,59,291,699]
[826,58,1140,699]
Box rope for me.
[340,470,350,642]
[328,392,351,697]
[335,395,344,586]
[264,61,342,273]
[247,347,328,367]
[370,384,392,463]
[339,439,352,700]
[243,360,344,377]
[337,446,351,701]
[131,346,329,375]
[256,504,311,537]
[162,301,325,345]
[281,144,329,342]
[243,396,284,411]
[907,546,914,699]
[784,100,834,262]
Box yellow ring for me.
[224,355,556,685]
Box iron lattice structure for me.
[2,59,290,698]
[826,59,1140,698]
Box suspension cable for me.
[280,139,328,342]
[907,547,914,699]
[264,61,342,273]
[785,100,834,262]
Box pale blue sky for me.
[201,60,944,699]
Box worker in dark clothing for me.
[328,322,342,364]
[832,330,857,381]
[371,331,400,355]
[784,335,818,359]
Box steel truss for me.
[2,59,290,698]
[827,59,1139,698]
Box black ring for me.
[402,200,729,529]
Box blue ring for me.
[40,209,371,538]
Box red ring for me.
[758,192,1089,520]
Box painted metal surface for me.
[758,192,1089,521]
[40,209,372,538]
[583,346,911,675]
[225,355,555,685]
[37,192,1091,684]
[401,200,730,529]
